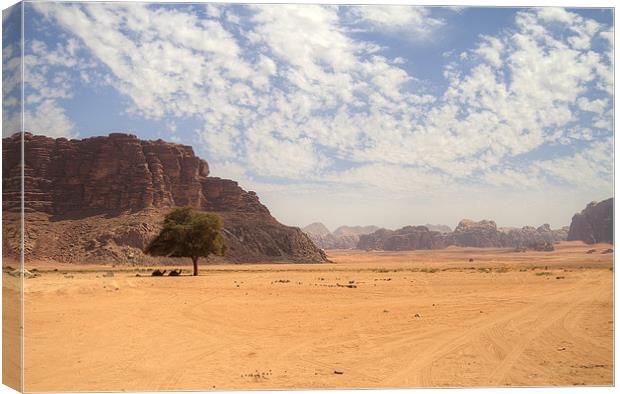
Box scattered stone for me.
[334,371,344,375]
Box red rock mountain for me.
[567,198,614,244]
[2,132,327,264]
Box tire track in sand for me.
[381,277,594,387]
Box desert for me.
[5,241,612,391]
[2,3,616,392]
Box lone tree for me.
[145,207,228,276]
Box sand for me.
[7,241,614,391]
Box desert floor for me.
[6,241,614,391]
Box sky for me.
[2,1,614,231]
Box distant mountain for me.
[358,221,569,251]
[302,223,380,250]
[358,226,447,251]
[567,198,613,244]
[423,224,452,233]
[333,225,380,237]
[302,222,332,237]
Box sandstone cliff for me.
[2,132,327,264]
[567,198,613,244]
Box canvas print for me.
[2,1,614,391]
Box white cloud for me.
[474,35,503,68]
[24,99,76,138]
[533,138,612,189]
[2,25,22,137]
[577,97,608,114]
[344,6,445,39]
[27,4,613,223]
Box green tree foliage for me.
[145,207,228,276]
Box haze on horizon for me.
[2,2,613,231]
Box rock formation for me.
[333,225,380,238]
[567,198,613,244]
[448,219,503,247]
[2,132,327,264]
[423,224,452,233]
[358,226,448,251]
[499,224,569,247]
[357,220,569,251]
[303,223,331,237]
[302,223,379,250]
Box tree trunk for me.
[192,256,199,276]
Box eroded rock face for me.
[422,224,452,233]
[2,132,326,264]
[358,226,448,251]
[357,220,569,251]
[499,224,569,247]
[449,219,503,247]
[567,198,613,244]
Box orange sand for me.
[7,241,613,391]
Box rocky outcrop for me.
[499,224,569,247]
[357,220,569,251]
[448,219,503,247]
[302,223,379,250]
[567,198,613,244]
[358,226,448,251]
[2,132,327,264]
[423,224,452,233]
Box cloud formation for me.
[21,4,614,227]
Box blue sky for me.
[2,2,614,230]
